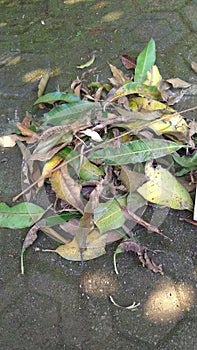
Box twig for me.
[179,105,197,114]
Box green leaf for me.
[173,153,197,168]
[134,39,156,83]
[42,101,101,126]
[90,139,184,165]
[94,198,126,234]
[34,92,80,105]
[79,158,104,181]
[46,212,81,227]
[0,202,45,229]
[173,153,197,176]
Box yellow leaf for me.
[38,72,50,97]
[38,155,63,188]
[76,55,95,69]
[137,162,193,211]
[144,65,162,86]
[50,163,84,213]
[150,112,189,138]
[55,230,106,261]
[130,97,167,111]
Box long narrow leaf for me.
[34,92,80,105]
[90,139,184,165]
[42,101,101,126]
[134,38,156,83]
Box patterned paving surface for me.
[0,1,196,349]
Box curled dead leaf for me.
[0,134,18,147]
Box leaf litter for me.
[0,39,196,282]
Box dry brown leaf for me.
[0,134,18,147]
[118,202,169,239]
[166,78,191,89]
[119,166,146,192]
[75,181,104,251]
[17,123,40,143]
[108,63,127,87]
[60,218,81,236]
[30,141,69,161]
[188,120,196,149]
[38,72,50,97]
[117,239,163,274]
[191,61,197,74]
[121,54,136,69]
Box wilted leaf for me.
[115,238,163,274]
[20,216,74,274]
[134,38,156,83]
[118,202,167,238]
[0,202,46,229]
[119,166,146,192]
[121,54,136,69]
[90,139,184,165]
[50,163,84,213]
[32,130,73,156]
[75,181,104,251]
[166,78,191,89]
[191,61,197,73]
[37,72,50,97]
[94,197,126,234]
[80,128,103,142]
[40,226,71,244]
[137,161,193,211]
[76,55,95,69]
[16,122,39,143]
[109,63,127,86]
[31,140,72,162]
[158,80,184,105]
[21,219,45,274]
[0,134,18,147]
[34,92,80,105]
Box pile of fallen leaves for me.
[0,39,196,275]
